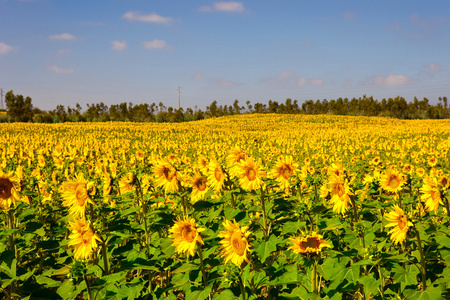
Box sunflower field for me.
[1,114,450,300]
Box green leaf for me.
[212,289,238,300]
[187,285,213,300]
[357,274,381,299]
[173,262,197,273]
[281,221,306,235]
[392,263,419,292]
[408,284,444,300]
[255,234,279,263]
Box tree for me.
[5,90,34,122]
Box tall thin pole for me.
[178,86,181,110]
[0,88,3,110]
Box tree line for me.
[2,90,449,123]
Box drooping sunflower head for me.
[169,217,205,258]
[119,172,135,195]
[327,175,352,215]
[439,175,450,189]
[68,218,102,261]
[420,176,443,213]
[218,219,251,266]
[152,159,179,194]
[190,175,209,203]
[62,173,93,217]
[327,163,345,178]
[0,171,23,210]
[207,158,226,192]
[289,232,331,255]
[380,170,405,193]
[385,205,412,245]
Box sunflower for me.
[218,219,251,266]
[236,156,264,191]
[0,170,25,210]
[380,170,405,194]
[327,175,352,215]
[270,156,298,190]
[289,232,331,255]
[226,147,247,178]
[169,217,205,257]
[420,176,443,213]
[197,155,209,175]
[119,172,135,195]
[152,159,180,194]
[438,175,450,189]
[190,175,209,204]
[62,173,94,217]
[428,156,437,167]
[207,158,226,192]
[385,205,412,245]
[68,218,102,260]
[327,163,345,177]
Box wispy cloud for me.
[216,79,241,88]
[47,65,74,74]
[199,1,246,13]
[423,63,442,74]
[49,33,76,40]
[142,39,172,50]
[111,40,127,52]
[342,11,355,20]
[364,74,415,87]
[0,42,16,55]
[410,13,435,29]
[192,72,203,81]
[263,71,324,87]
[122,11,173,24]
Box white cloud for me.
[49,33,76,40]
[111,40,127,51]
[217,79,241,87]
[369,74,415,87]
[199,1,245,13]
[142,39,172,50]
[264,71,323,87]
[122,11,173,24]
[342,11,355,20]
[0,42,15,55]
[192,72,203,81]
[423,63,442,74]
[47,65,74,74]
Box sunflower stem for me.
[197,243,207,287]
[84,274,93,300]
[101,241,109,275]
[444,196,450,217]
[260,187,269,240]
[311,257,318,294]
[237,273,246,300]
[414,227,427,290]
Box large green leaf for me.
[255,234,279,263]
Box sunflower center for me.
[281,165,292,179]
[163,166,175,181]
[235,154,245,163]
[301,236,320,250]
[337,184,346,197]
[214,168,223,181]
[430,190,440,201]
[246,167,257,181]
[181,225,196,243]
[195,179,207,191]
[389,176,399,188]
[81,228,94,244]
[398,215,408,230]
[0,178,13,199]
[231,231,246,256]
[75,184,89,206]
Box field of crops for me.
[1,114,450,300]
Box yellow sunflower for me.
[438,175,450,189]
[62,173,94,217]
[380,170,405,194]
[169,217,205,257]
[190,175,209,204]
[0,170,26,210]
[236,156,264,192]
[289,232,331,255]
[226,147,247,178]
[119,172,135,195]
[218,219,251,266]
[385,205,412,245]
[207,158,226,192]
[327,175,352,215]
[152,159,180,194]
[269,156,298,190]
[420,176,443,213]
[68,218,102,260]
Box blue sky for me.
[1,0,449,111]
